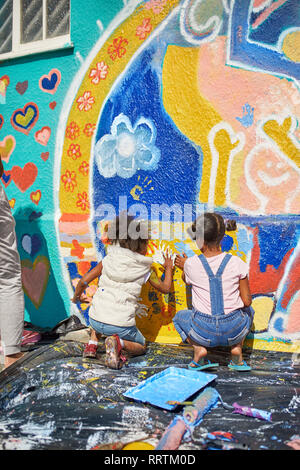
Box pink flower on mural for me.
[79,161,89,176]
[76,191,90,211]
[65,121,80,140]
[83,123,96,137]
[107,36,128,61]
[136,18,152,40]
[61,169,77,192]
[144,0,167,14]
[77,91,95,112]
[89,61,109,84]
[67,143,82,160]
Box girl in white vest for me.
[72,213,173,369]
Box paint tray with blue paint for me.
[123,366,217,410]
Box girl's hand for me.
[163,250,174,270]
[72,280,87,303]
[175,253,188,270]
[72,291,92,304]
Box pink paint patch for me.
[59,220,90,235]
[35,126,51,146]
[21,256,50,309]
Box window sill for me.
[0,41,74,63]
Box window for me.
[0,0,71,60]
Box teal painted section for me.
[0,0,124,327]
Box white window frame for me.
[0,0,72,61]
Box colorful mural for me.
[1,0,299,352]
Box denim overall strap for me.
[198,254,232,316]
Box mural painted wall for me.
[1,0,300,353]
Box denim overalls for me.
[173,254,254,348]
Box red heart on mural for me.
[41,152,49,161]
[11,162,38,192]
[49,101,56,110]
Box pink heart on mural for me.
[35,126,51,146]
[21,256,50,309]
[0,135,16,163]
[11,162,38,192]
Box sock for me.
[89,340,98,346]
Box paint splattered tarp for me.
[0,339,299,450]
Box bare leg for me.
[230,340,244,365]
[122,340,146,356]
[186,337,207,365]
[90,328,102,342]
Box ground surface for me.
[0,337,299,450]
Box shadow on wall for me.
[14,207,67,329]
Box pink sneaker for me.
[21,330,42,346]
[105,335,127,370]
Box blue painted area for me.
[221,235,234,252]
[229,0,300,81]
[257,224,297,272]
[92,47,202,228]
[236,227,253,256]
[274,317,284,333]
[249,0,299,47]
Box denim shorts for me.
[173,306,254,348]
[89,317,146,346]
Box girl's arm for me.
[148,252,173,294]
[175,253,188,283]
[239,276,252,307]
[72,261,103,303]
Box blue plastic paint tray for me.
[123,366,217,410]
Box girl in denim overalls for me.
[174,213,254,371]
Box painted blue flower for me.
[94,114,161,178]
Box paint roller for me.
[155,387,219,450]
[218,394,272,422]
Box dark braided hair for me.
[190,212,236,247]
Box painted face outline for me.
[245,142,300,213]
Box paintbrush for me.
[166,400,194,406]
